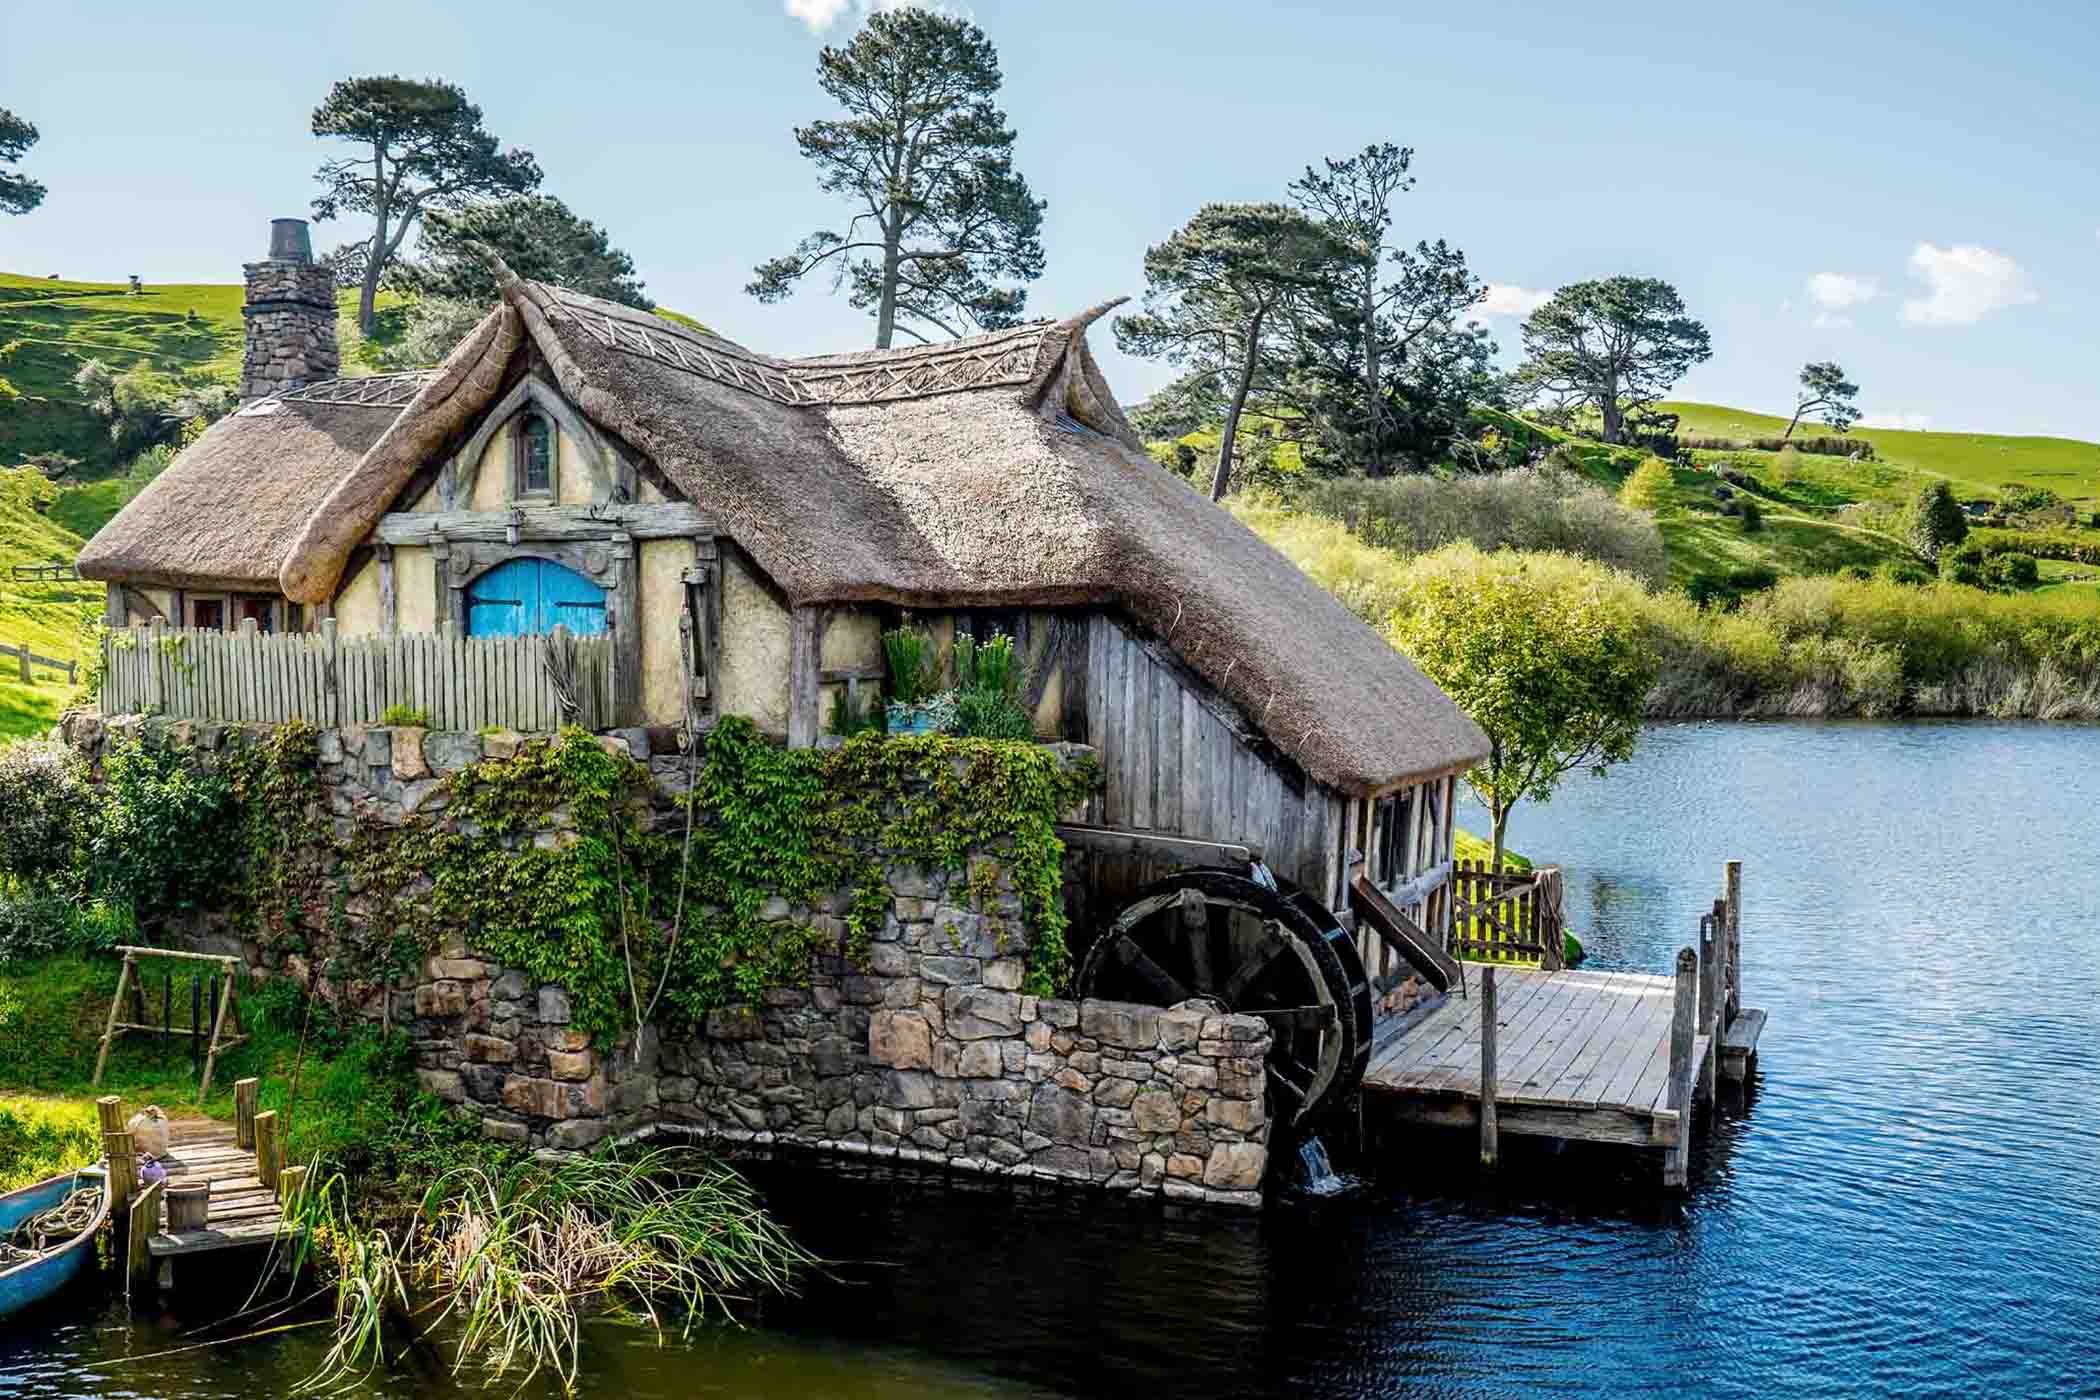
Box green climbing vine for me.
[197,716,1096,1046]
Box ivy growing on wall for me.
[201,718,1095,1044]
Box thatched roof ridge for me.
[76,393,403,592]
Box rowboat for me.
[0,1167,109,1320]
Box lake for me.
[7,720,2099,1398]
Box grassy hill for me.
[1661,400,2100,506]
[0,473,96,738]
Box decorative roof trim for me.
[275,372,436,409]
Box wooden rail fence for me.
[101,619,610,732]
[0,638,79,685]
[10,558,79,583]
[1450,859,1566,970]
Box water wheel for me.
[1075,868,1373,1124]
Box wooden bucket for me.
[165,1184,210,1232]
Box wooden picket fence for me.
[101,620,610,732]
[1449,859,1567,969]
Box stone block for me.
[416,981,466,1018]
[363,727,392,766]
[1027,1083,1093,1144]
[481,729,524,760]
[500,1077,562,1119]
[430,957,485,981]
[549,1050,593,1081]
[1132,1089,1182,1135]
[705,1008,765,1041]
[1166,1152,1204,1181]
[1054,1068,1092,1094]
[1080,1001,1160,1051]
[491,969,530,1001]
[480,1117,529,1143]
[463,1034,515,1064]
[1203,1142,1266,1191]
[1158,1007,1206,1052]
[1206,1097,1263,1134]
[416,1069,464,1103]
[1025,1021,1052,1053]
[882,1071,941,1110]
[958,1041,1003,1078]
[982,957,1025,990]
[944,987,1021,1039]
[869,1010,933,1070]
[1094,1077,1138,1109]
[917,956,980,986]
[392,727,429,779]
[425,731,482,773]
[537,986,572,1024]
[548,1119,608,1151]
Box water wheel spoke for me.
[1178,888,1214,995]
[1243,1005,1337,1042]
[1267,1060,1312,1116]
[1220,931,1289,1003]
[1111,934,1190,1003]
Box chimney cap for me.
[267,218,313,264]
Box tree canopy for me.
[747,10,1045,347]
[0,107,44,215]
[1285,144,1490,476]
[311,76,542,334]
[1115,202,1352,500]
[1907,479,1968,564]
[403,195,651,309]
[1784,360,1861,440]
[1390,546,1656,870]
[1515,277,1711,443]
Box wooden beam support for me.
[375,502,717,546]
[128,1179,162,1293]
[1054,823,1253,867]
[1663,947,1698,1188]
[253,1110,281,1192]
[786,607,820,748]
[234,1078,259,1151]
[1478,965,1499,1171]
[1724,859,1743,1020]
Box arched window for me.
[514,411,555,498]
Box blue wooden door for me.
[466,558,607,637]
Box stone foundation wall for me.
[62,714,1275,1207]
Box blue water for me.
[7,720,2097,1397]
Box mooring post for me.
[127,1179,162,1295]
[278,1162,308,1212]
[1698,915,1718,1035]
[254,1109,281,1191]
[234,1077,259,1150]
[1724,860,1743,1021]
[1479,964,1500,1171]
[1663,947,1698,1188]
[104,1129,136,1214]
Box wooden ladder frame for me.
[91,945,246,1099]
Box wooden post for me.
[1478,965,1499,1170]
[1697,914,1718,1035]
[198,966,235,1099]
[234,1078,260,1150]
[1538,867,1565,971]
[786,607,820,748]
[1663,947,1698,1188]
[96,1094,125,1136]
[1724,860,1743,1021]
[278,1163,309,1212]
[127,1179,162,1293]
[254,1109,281,1190]
[103,1129,136,1214]
[93,954,136,1086]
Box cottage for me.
[79,219,1488,1118]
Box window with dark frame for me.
[192,598,224,631]
[238,597,274,634]
[515,412,555,497]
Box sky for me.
[2,0,2096,440]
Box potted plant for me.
[882,626,945,734]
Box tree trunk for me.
[1211,305,1266,502]
[874,208,902,349]
[358,151,388,337]
[1781,403,1808,443]
[1491,801,1510,875]
[1600,393,1624,445]
[357,257,382,337]
[1360,271,1383,477]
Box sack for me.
[126,1106,171,1159]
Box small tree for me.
[1515,277,1711,443]
[403,195,651,309]
[311,76,543,335]
[747,10,1045,347]
[1114,203,1350,501]
[0,107,44,215]
[1907,479,1967,563]
[1783,360,1860,441]
[1619,456,1674,511]
[1390,547,1656,871]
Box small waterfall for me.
[1292,1134,1347,1197]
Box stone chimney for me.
[240,218,338,403]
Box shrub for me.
[1968,527,2100,568]
[1838,564,1874,581]
[1738,497,1764,532]
[1685,566,1780,610]
[1296,467,1668,586]
[0,741,93,887]
[1876,562,1933,586]
[1989,552,2039,590]
[0,893,130,967]
[1907,479,1968,563]
[378,703,432,727]
[1999,482,2061,514]
[951,631,1034,740]
[89,741,240,924]
[1678,434,1872,460]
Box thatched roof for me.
[75,381,422,591]
[87,275,1486,792]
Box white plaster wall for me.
[396,547,438,633]
[335,559,382,636]
[718,549,789,736]
[639,539,693,726]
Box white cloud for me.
[785,0,853,29]
[786,0,927,31]
[1810,312,1854,330]
[1900,243,2037,326]
[1861,411,1934,431]
[1807,272,1880,310]
[1477,283,1551,319]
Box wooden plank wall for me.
[102,624,610,732]
[1075,616,1344,928]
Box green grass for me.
[0,1094,100,1190]
[1663,399,2100,506]
[0,474,96,738]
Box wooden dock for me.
[1365,963,1709,1151]
[1361,860,1766,1187]
[144,1118,294,1260]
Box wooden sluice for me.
[1359,860,1766,1187]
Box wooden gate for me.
[1449,860,1567,969]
